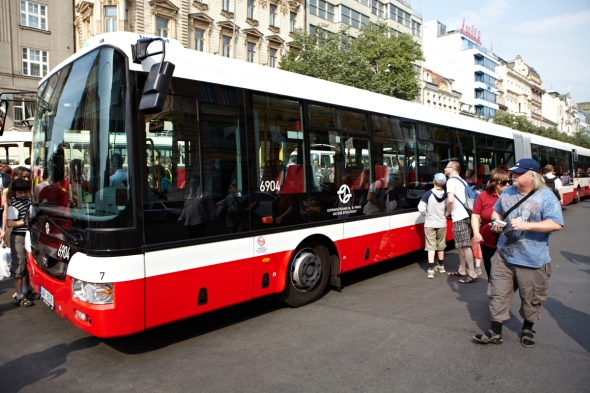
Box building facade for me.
[74,0,304,70]
[542,90,579,135]
[495,55,544,126]
[422,20,500,118]
[421,67,463,115]
[0,0,75,130]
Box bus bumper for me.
[27,251,145,338]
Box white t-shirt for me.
[544,173,562,190]
[446,176,469,222]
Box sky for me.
[415,0,590,104]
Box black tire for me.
[277,239,330,307]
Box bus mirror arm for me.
[132,38,166,65]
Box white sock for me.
[16,293,24,300]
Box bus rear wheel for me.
[278,240,330,307]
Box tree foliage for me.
[279,22,424,101]
[490,111,590,149]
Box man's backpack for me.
[543,176,560,200]
[452,176,479,212]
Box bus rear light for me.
[262,216,273,224]
[72,279,114,304]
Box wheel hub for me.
[291,249,322,291]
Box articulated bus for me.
[4,32,590,337]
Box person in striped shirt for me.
[7,178,34,307]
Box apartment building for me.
[495,55,545,127]
[0,0,75,130]
[74,0,304,69]
[423,20,500,118]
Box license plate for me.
[40,286,54,309]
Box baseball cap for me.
[508,158,540,174]
[434,173,446,186]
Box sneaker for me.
[427,269,435,279]
[14,297,34,307]
[25,290,40,301]
[434,264,446,273]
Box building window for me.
[290,12,296,33]
[371,0,385,18]
[411,20,421,37]
[105,6,117,32]
[222,35,231,57]
[247,0,255,19]
[22,48,48,77]
[247,42,256,63]
[20,1,47,30]
[474,54,497,72]
[222,0,230,12]
[195,29,205,51]
[474,72,497,86]
[475,106,496,117]
[355,0,369,6]
[269,5,278,26]
[475,89,497,104]
[341,6,369,29]
[156,17,169,37]
[13,99,35,127]
[390,5,410,27]
[269,48,277,68]
[310,0,335,22]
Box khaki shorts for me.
[424,227,447,251]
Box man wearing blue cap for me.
[474,158,563,348]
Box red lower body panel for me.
[27,252,145,338]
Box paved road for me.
[1,201,589,393]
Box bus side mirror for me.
[139,62,175,115]
[0,100,8,136]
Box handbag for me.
[0,241,11,280]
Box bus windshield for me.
[31,47,132,230]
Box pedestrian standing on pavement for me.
[7,178,35,307]
[418,173,448,279]
[542,164,563,205]
[444,160,478,283]
[470,169,510,281]
[474,158,563,347]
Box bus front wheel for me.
[278,240,330,307]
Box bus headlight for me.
[72,279,113,304]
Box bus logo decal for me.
[257,236,265,246]
[337,184,352,204]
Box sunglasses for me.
[499,180,512,186]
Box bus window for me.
[250,93,306,228]
[308,130,369,221]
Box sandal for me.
[459,275,479,284]
[474,329,503,345]
[447,270,466,277]
[475,267,482,276]
[521,329,536,348]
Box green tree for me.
[280,22,424,101]
[491,111,590,149]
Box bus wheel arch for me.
[276,235,337,307]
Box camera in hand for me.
[491,218,507,228]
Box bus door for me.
[141,90,250,328]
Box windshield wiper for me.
[42,215,84,246]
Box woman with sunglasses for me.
[470,169,511,281]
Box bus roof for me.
[41,32,590,158]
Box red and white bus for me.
[3,32,589,337]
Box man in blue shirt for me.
[474,158,563,348]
